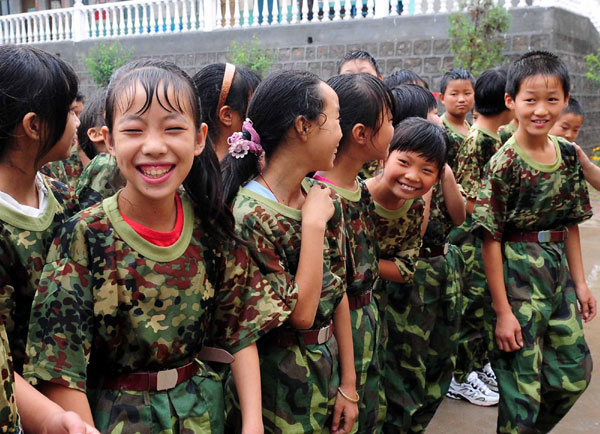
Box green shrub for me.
[228,36,276,78]
[585,49,600,84]
[84,41,134,87]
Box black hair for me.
[222,70,325,204]
[326,73,394,151]
[390,84,437,126]
[193,63,261,150]
[76,92,85,103]
[77,90,106,160]
[0,45,78,164]
[440,68,475,94]
[563,96,584,117]
[384,69,429,89]
[388,117,447,172]
[474,67,509,116]
[337,50,381,76]
[105,59,235,243]
[506,51,570,99]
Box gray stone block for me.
[414,39,432,55]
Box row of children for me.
[0,43,596,434]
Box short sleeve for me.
[560,142,593,226]
[456,133,483,199]
[394,203,424,282]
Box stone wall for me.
[33,6,600,150]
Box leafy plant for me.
[591,146,600,167]
[228,36,276,78]
[448,0,511,76]
[585,49,600,84]
[84,41,134,87]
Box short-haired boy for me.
[549,96,584,142]
[449,67,514,404]
[439,68,475,168]
[367,117,466,433]
[474,51,596,433]
[338,50,383,80]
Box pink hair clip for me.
[227,118,263,159]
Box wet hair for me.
[474,67,509,116]
[337,50,381,76]
[506,51,570,99]
[390,84,437,126]
[0,45,78,164]
[563,96,583,117]
[222,70,325,204]
[105,59,235,243]
[440,68,475,94]
[78,90,106,160]
[326,73,394,151]
[389,117,447,172]
[193,63,261,150]
[384,69,429,89]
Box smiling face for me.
[306,82,343,171]
[506,74,568,141]
[104,81,205,206]
[440,79,475,118]
[381,150,440,201]
[549,112,583,142]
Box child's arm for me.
[481,231,523,352]
[421,189,433,237]
[36,382,95,427]
[440,164,466,226]
[565,225,597,322]
[231,343,264,434]
[379,260,405,283]
[331,294,358,434]
[574,143,600,190]
[15,374,99,434]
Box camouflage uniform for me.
[450,125,503,383]
[227,179,347,434]
[441,113,469,170]
[473,135,593,434]
[380,185,465,434]
[0,320,19,433]
[359,161,381,180]
[498,122,517,145]
[319,179,380,433]
[40,145,85,191]
[0,175,82,375]
[24,192,293,434]
[75,153,123,208]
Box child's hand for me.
[575,283,597,322]
[495,311,523,352]
[332,384,359,434]
[573,142,594,170]
[43,411,100,434]
[302,185,335,228]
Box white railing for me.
[0,0,597,44]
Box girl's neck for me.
[318,151,361,190]
[215,136,229,162]
[118,188,178,232]
[0,151,40,207]
[259,151,311,209]
[365,175,406,210]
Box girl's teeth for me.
[141,168,169,178]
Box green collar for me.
[442,113,470,139]
[374,199,414,219]
[509,135,562,173]
[320,177,361,202]
[237,179,314,221]
[472,123,500,141]
[0,177,60,231]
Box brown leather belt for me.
[101,346,234,392]
[348,290,372,310]
[275,321,334,347]
[503,230,566,243]
[419,243,449,258]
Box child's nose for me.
[142,136,168,155]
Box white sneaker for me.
[446,372,499,406]
[477,362,499,393]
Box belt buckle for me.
[537,230,551,243]
[156,368,178,391]
[317,325,330,345]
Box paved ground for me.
[427,188,600,433]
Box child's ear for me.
[22,112,41,140]
[87,127,104,144]
[564,93,570,108]
[504,92,515,111]
[101,126,116,157]
[294,115,311,139]
[194,123,208,156]
[218,105,234,127]
[351,123,367,145]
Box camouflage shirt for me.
[40,145,84,191]
[455,124,502,200]
[441,113,470,170]
[498,122,517,145]
[422,181,456,248]
[373,199,424,283]
[24,192,293,393]
[231,179,346,329]
[0,320,18,433]
[473,135,592,241]
[0,175,80,375]
[359,160,381,180]
[76,153,123,208]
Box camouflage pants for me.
[227,332,340,433]
[350,298,382,434]
[91,367,225,434]
[382,245,464,434]
[449,220,489,382]
[484,241,592,434]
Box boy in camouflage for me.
[474,51,596,433]
[367,117,465,434]
[549,96,584,143]
[439,68,475,169]
[449,67,513,404]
